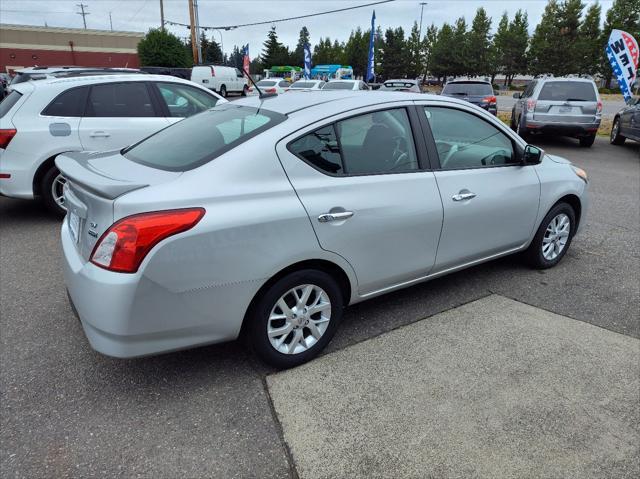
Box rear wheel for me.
[219,85,227,97]
[248,269,343,368]
[41,166,66,217]
[579,134,596,148]
[610,117,626,145]
[525,202,575,269]
[241,85,248,96]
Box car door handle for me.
[318,211,354,223]
[452,192,477,201]
[89,131,110,138]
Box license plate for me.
[69,212,80,244]
[559,106,573,113]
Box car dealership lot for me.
[1,137,638,477]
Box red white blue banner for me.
[605,29,639,102]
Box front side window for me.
[124,104,285,171]
[42,86,88,117]
[424,107,515,169]
[156,82,218,117]
[289,108,419,175]
[86,82,156,117]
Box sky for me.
[0,0,613,57]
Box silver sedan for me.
[59,91,589,368]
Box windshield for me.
[442,82,493,96]
[124,104,286,171]
[322,82,354,90]
[538,81,596,101]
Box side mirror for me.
[522,144,544,165]
[512,92,521,99]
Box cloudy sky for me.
[1,0,611,56]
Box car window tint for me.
[124,104,285,171]
[337,108,419,174]
[279,81,290,87]
[156,82,218,117]
[323,82,353,90]
[87,82,155,117]
[538,81,596,101]
[442,82,493,96]
[42,87,88,116]
[0,91,22,118]
[424,107,515,169]
[288,125,343,174]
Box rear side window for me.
[288,125,343,174]
[538,81,596,102]
[86,82,156,117]
[123,104,286,171]
[155,82,218,117]
[42,87,88,116]
[0,91,22,118]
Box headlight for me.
[571,166,588,183]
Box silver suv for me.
[511,77,601,147]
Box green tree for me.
[528,0,563,75]
[451,17,468,78]
[260,26,290,67]
[488,13,509,83]
[313,37,333,65]
[576,2,602,75]
[380,27,407,79]
[600,0,640,87]
[504,10,529,84]
[204,38,223,64]
[406,21,423,78]
[422,24,439,78]
[431,23,455,81]
[556,0,585,75]
[467,8,492,77]
[293,26,311,66]
[138,28,190,67]
[344,28,369,78]
[228,45,244,69]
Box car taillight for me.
[596,99,603,113]
[90,208,205,273]
[526,99,537,111]
[482,95,497,105]
[265,88,276,93]
[0,129,17,149]
[210,67,215,77]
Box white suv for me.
[0,74,225,214]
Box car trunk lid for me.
[56,150,181,261]
[533,81,599,124]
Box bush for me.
[138,28,191,68]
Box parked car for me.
[58,91,588,368]
[247,79,290,95]
[7,66,140,91]
[610,97,640,145]
[378,79,421,92]
[190,65,248,97]
[322,79,370,91]
[287,79,326,91]
[441,80,497,115]
[511,77,601,147]
[0,74,225,214]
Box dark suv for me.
[441,80,497,115]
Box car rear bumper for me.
[61,220,250,358]
[524,119,601,136]
[0,149,37,199]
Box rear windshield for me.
[322,82,353,90]
[538,81,596,102]
[290,82,317,89]
[257,80,277,87]
[442,82,493,96]
[0,91,22,118]
[123,104,286,171]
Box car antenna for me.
[242,68,277,99]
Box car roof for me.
[536,77,595,83]
[326,79,358,82]
[385,79,418,83]
[445,79,491,84]
[25,73,197,88]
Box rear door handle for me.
[318,211,354,223]
[452,192,477,201]
[90,131,110,138]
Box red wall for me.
[1,48,139,73]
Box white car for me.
[0,73,225,214]
[247,79,291,96]
[287,79,326,91]
[322,80,370,91]
[190,65,248,97]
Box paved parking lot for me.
[1,136,638,478]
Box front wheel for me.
[41,166,66,217]
[610,118,626,145]
[525,202,576,269]
[248,270,344,368]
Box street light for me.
[418,2,427,40]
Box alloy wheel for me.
[267,284,331,355]
[51,173,67,211]
[542,213,570,261]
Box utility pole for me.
[159,0,165,30]
[76,3,89,29]
[194,0,203,64]
[109,12,113,31]
[418,2,427,40]
[188,0,198,64]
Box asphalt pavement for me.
[1,136,638,478]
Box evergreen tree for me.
[528,0,563,75]
[600,0,640,86]
[431,23,455,81]
[261,26,290,67]
[467,8,492,77]
[228,45,244,69]
[293,27,311,67]
[488,13,509,83]
[344,28,369,78]
[138,28,191,67]
[422,24,439,78]
[204,37,223,64]
[556,0,585,75]
[313,37,333,65]
[407,22,423,78]
[451,17,468,78]
[576,2,602,75]
[380,27,407,79]
[504,10,529,84]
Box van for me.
[190,65,248,97]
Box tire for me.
[41,166,66,217]
[510,109,517,131]
[219,85,227,98]
[525,202,576,269]
[248,269,344,369]
[241,85,248,96]
[516,115,528,140]
[610,117,626,145]
[579,134,596,148]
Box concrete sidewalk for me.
[268,295,640,479]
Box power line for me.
[165,0,394,31]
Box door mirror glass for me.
[522,144,543,165]
[513,92,521,99]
